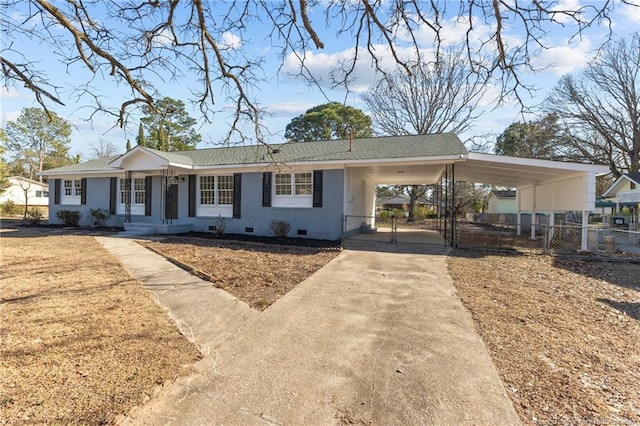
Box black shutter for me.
[262,172,272,207]
[80,178,87,205]
[233,173,242,218]
[313,170,323,208]
[188,174,196,217]
[109,177,117,215]
[145,176,152,216]
[54,179,61,205]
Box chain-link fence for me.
[543,224,640,255]
[455,221,545,253]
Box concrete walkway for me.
[97,236,520,426]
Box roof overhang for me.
[602,174,640,197]
[455,153,609,188]
[108,146,193,171]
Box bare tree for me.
[0,1,631,144]
[362,50,489,136]
[88,138,119,159]
[362,51,489,221]
[546,33,640,177]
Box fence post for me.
[343,215,348,241]
[581,211,589,251]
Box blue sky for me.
[2,1,640,159]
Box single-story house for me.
[0,176,50,207]
[486,190,516,214]
[601,172,640,227]
[40,134,608,246]
[377,195,431,212]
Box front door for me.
[165,182,178,220]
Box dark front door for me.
[165,183,178,220]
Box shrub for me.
[212,216,226,238]
[56,210,82,227]
[0,200,20,216]
[269,220,291,238]
[90,208,111,227]
[27,208,43,223]
[379,210,391,220]
[414,206,434,221]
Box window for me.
[35,190,49,198]
[197,175,234,216]
[61,179,82,204]
[118,177,146,214]
[273,172,313,207]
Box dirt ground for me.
[0,229,201,424]
[448,251,640,425]
[141,236,341,311]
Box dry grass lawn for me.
[0,230,201,424]
[448,251,640,425]
[141,236,341,311]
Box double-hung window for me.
[273,172,312,207]
[197,175,234,216]
[61,179,82,205]
[118,177,146,215]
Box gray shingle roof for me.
[625,172,640,184]
[43,133,467,174]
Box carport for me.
[343,151,609,250]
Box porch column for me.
[548,211,555,241]
[530,184,537,240]
[370,186,377,229]
[516,189,522,236]
[581,210,589,251]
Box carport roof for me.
[454,153,609,188]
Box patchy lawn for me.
[448,251,640,425]
[0,232,201,424]
[141,236,341,311]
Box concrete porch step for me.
[120,222,192,236]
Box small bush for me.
[56,210,82,227]
[414,206,434,220]
[90,208,111,227]
[379,210,391,220]
[269,220,291,238]
[27,208,43,223]
[212,216,226,238]
[0,200,20,216]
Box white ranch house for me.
[0,176,50,207]
[40,134,608,248]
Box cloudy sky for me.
[2,1,640,159]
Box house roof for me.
[41,134,468,175]
[489,190,516,199]
[602,172,640,197]
[7,176,49,188]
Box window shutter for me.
[80,178,87,205]
[188,174,196,217]
[313,170,323,208]
[262,172,272,207]
[145,176,152,216]
[109,177,117,215]
[233,173,242,218]
[54,179,61,205]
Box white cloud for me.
[531,38,592,75]
[265,102,316,117]
[549,0,583,24]
[152,28,175,47]
[0,86,34,101]
[221,31,242,50]
[621,2,640,23]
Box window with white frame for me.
[35,190,49,198]
[61,179,82,204]
[273,172,312,207]
[197,175,234,216]
[117,177,146,215]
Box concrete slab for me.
[111,237,520,425]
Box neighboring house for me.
[0,176,50,207]
[486,190,516,214]
[601,172,640,226]
[40,134,608,241]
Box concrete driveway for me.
[98,236,520,425]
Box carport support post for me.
[548,211,555,241]
[581,210,589,251]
